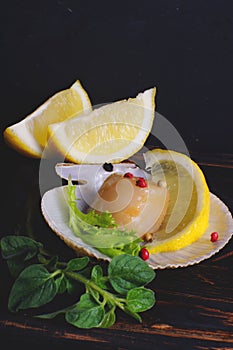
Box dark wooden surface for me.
[0,151,232,350]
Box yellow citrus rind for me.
[47,87,156,164]
[3,80,92,158]
[143,148,210,254]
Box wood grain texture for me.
[0,152,232,350]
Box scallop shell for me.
[41,163,233,269]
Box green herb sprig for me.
[1,235,156,329]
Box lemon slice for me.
[3,80,92,158]
[143,148,210,253]
[41,166,233,269]
[47,87,156,163]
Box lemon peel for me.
[3,80,92,158]
[143,148,210,253]
[47,87,156,164]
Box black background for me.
[1,0,233,157]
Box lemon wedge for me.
[143,148,210,253]
[47,87,156,163]
[3,80,92,158]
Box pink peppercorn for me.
[124,172,134,178]
[211,232,219,242]
[136,177,147,188]
[139,247,150,260]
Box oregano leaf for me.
[65,293,105,328]
[108,254,155,294]
[91,265,109,290]
[66,257,89,272]
[8,264,58,312]
[126,287,155,312]
[98,307,116,328]
[1,235,42,260]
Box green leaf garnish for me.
[1,235,156,328]
[67,179,142,257]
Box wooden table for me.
[0,151,233,350]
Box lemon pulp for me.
[47,87,156,164]
[3,80,91,158]
[143,149,210,253]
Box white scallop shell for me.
[148,193,233,268]
[41,163,233,269]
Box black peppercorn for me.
[103,163,113,172]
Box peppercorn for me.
[139,247,150,260]
[124,172,134,178]
[210,232,218,242]
[103,163,113,172]
[136,177,147,188]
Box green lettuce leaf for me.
[67,180,142,257]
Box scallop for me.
[41,162,233,269]
[90,173,169,240]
